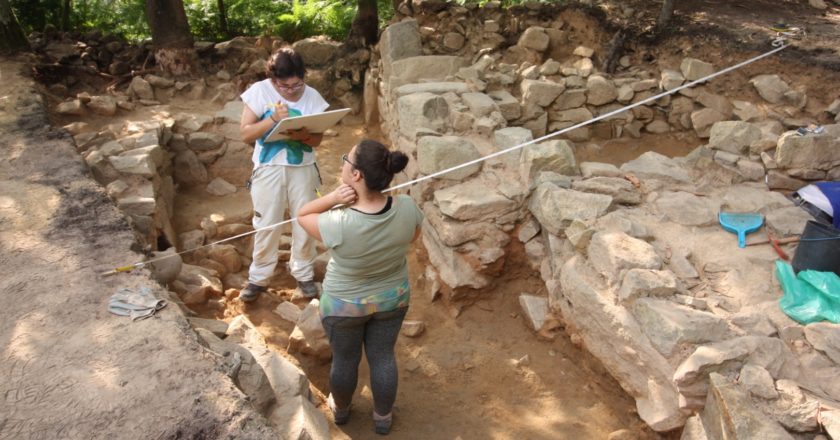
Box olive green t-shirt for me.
[318,195,424,300]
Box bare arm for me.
[240,103,288,144]
[297,184,357,242]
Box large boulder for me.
[702,373,794,440]
[720,184,791,213]
[188,132,225,151]
[461,92,499,117]
[587,75,618,106]
[417,135,482,180]
[396,92,449,139]
[655,191,719,226]
[422,203,509,248]
[775,131,840,171]
[588,231,662,283]
[708,121,762,155]
[493,126,533,167]
[388,55,467,93]
[422,223,498,290]
[434,178,517,221]
[620,151,691,184]
[208,141,252,186]
[674,336,801,410]
[291,36,340,67]
[195,329,276,415]
[680,58,715,81]
[488,90,521,121]
[528,183,612,235]
[690,108,727,138]
[750,74,790,104]
[521,79,565,107]
[520,140,577,185]
[632,298,730,357]
[87,95,117,116]
[555,257,686,431]
[379,19,422,78]
[173,150,209,186]
[517,26,549,52]
[129,76,155,100]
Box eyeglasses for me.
[272,79,305,92]
[341,153,358,168]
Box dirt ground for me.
[169,125,659,438]
[4,0,840,439]
[0,59,279,440]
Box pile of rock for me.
[371,11,840,437]
[187,315,330,439]
[32,29,150,81]
[67,98,253,251]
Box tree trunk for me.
[61,0,71,31]
[0,0,29,53]
[657,0,675,30]
[601,28,628,74]
[348,0,379,47]
[145,0,197,75]
[216,0,229,38]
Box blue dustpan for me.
[719,212,764,248]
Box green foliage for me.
[185,0,294,40]
[12,0,149,39]
[10,0,393,42]
[377,0,394,28]
[10,0,62,33]
[276,0,355,42]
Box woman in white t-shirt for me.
[238,48,329,302]
[297,139,423,435]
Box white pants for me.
[248,164,320,286]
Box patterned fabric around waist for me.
[319,279,410,318]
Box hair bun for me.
[386,151,408,174]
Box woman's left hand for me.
[330,184,357,206]
[288,127,311,143]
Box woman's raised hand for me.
[271,102,289,122]
[331,184,357,206]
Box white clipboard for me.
[263,108,351,143]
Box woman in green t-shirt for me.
[297,139,423,435]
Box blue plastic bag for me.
[776,260,840,324]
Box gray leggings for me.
[322,307,407,416]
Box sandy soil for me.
[173,132,662,439]
[0,58,278,439]
[6,1,840,438]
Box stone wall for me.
[372,3,840,436]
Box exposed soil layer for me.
[5,0,840,438]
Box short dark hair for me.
[266,48,306,80]
[353,139,409,192]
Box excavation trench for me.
[37,2,840,437]
[167,119,684,439]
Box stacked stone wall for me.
[372,3,840,436]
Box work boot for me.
[239,283,266,302]
[298,280,320,298]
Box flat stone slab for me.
[434,178,517,222]
[528,183,612,235]
[620,151,691,184]
[394,82,470,97]
[656,191,718,226]
[702,373,794,440]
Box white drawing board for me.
[264,108,351,142]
